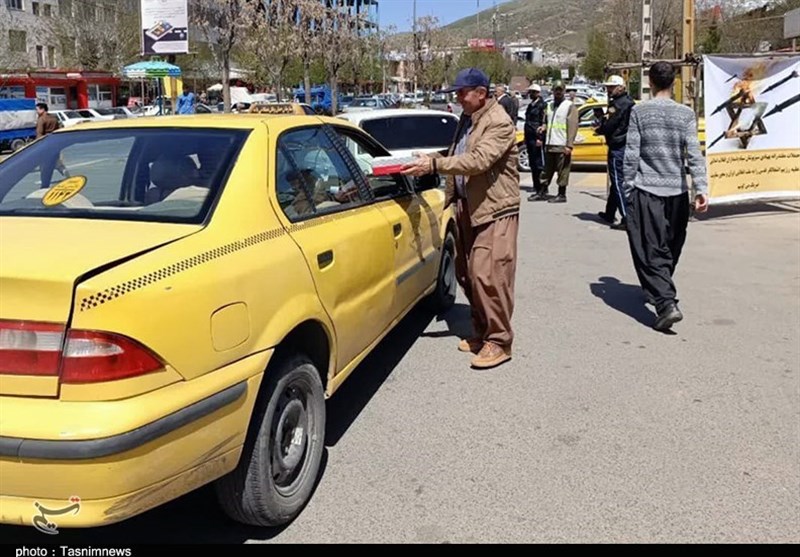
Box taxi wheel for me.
[10,138,26,152]
[426,231,457,314]
[517,143,531,173]
[215,354,326,527]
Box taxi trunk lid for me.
[0,218,200,397]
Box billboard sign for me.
[468,38,496,50]
[785,8,800,40]
[141,0,189,55]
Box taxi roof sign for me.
[248,102,307,115]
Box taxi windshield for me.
[0,127,249,224]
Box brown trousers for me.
[454,199,519,349]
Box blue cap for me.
[439,68,490,94]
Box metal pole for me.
[641,0,653,100]
[682,0,696,109]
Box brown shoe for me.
[458,338,482,354]
[471,342,512,369]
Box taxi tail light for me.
[60,331,164,384]
[0,320,163,383]
[0,320,65,376]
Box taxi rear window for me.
[0,128,249,224]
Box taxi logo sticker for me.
[42,176,87,207]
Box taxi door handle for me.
[317,250,333,269]
[393,223,402,238]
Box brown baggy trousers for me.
[454,198,519,349]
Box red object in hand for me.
[371,156,418,176]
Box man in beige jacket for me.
[403,68,520,370]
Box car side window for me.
[580,106,605,128]
[334,128,410,200]
[276,127,366,222]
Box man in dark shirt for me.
[595,75,635,230]
[523,83,546,195]
[494,85,517,123]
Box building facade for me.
[1,0,60,69]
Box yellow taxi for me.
[517,101,707,170]
[0,110,456,529]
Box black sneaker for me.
[610,221,627,231]
[548,195,567,203]
[528,192,549,202]
[653,303,683,331]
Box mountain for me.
[440,0,611,53]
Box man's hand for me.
[401,154,433,177]
[564,146,573,156]
[535,139,543,147]
[694,193,709,213]
[537,125,545,134]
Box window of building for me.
[6,0,24,11]
[88,84,114,108]
[32,1,39,15]
[0,86,26,99]
[43,3,50,16]
[8,30,27,52]
[59,0,71,17]
[35,45,44,67]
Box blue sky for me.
[379,0,513,32]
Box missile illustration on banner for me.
[761,71,799,95]
[764,93,800,119]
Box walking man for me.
[530,81,578,203]
[35,102,59,139]
[176,87,196,115]
[524,83,546,197]
[595,75,635,230]
[623,62,708,331]
[495,84,517,124]
[402,68,520,370]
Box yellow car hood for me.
[0,218,201,323]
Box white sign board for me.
[785,8,800,40]
[560,68,569,80]
[703,55,800,203]
[141,0,189,55]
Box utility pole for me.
[477,0,481,38]
[681,0,696,109]
[413,0,418,94]
[641,0,653,100]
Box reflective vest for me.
[546,99,573,147]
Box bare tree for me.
[51,1,140,72]
[190,0,256,112]
[294,0,325,105]
[320,2,359,115]
[240,0,298,100]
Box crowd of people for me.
[402,62,708,370]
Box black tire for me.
[426,230,457,313]
[9,138,26,152]
[215,353,326,527]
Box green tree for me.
[582,27,610,81]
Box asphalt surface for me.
[2,169,799,544]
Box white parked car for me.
[74,108,116,122]
[95,106,142,119]
[50,110,93,128]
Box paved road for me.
[3,170,799,544]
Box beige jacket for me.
[432,99,520,228]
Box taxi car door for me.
[334,127,440,317]
[574,104,608,163]
[275,126,396,371]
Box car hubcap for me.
[271,385,310,493]
[518,147,530,172]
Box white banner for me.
[141,0,189,56]
[703,55,800,203]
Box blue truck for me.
[0,98,38,153]
[293,85,344,115]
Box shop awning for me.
[122,61,182,79]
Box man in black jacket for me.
[494,84,517,123]
[523,83,546,196]
[595,75,635,230]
